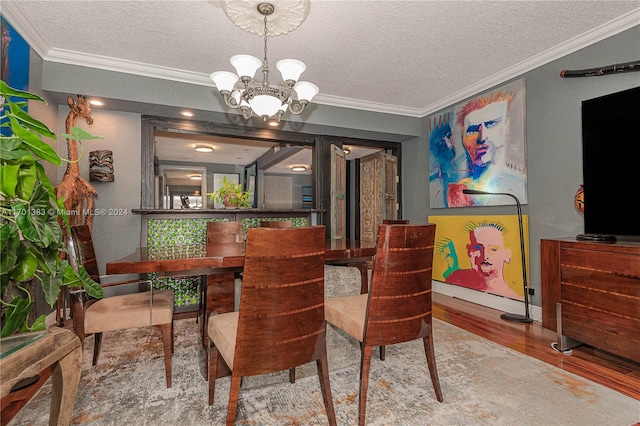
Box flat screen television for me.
[580,85,640,241]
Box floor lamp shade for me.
[462,189,533,323]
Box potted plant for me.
[1,80,102,337]
[208,176,252,208]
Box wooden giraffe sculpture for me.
[55,95,98,231]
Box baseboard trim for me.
[433,281,542,322]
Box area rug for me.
[9,318,639,425]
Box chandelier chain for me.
[262,13,270,87]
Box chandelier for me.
[211,1,318,122]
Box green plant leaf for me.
[0,273,9,295]
[29,184,56,247]
[21,314,46,332]
[16,158,38,201]
[12,202,39,242]
[0,164,20,197]
[0,224,20,275]
[10,244,37,282]
[63,126,103,141]
[9,116,61,165]
[37,245,59,275]
[8,101,57,140]
[1,297,32,337]
[40,269,63,307]
[0,80,45,101]
[75,265,103,299]
[35,162,56,200]
[44,214,64,250]
[0,136,24,157]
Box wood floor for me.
[2,293,638,425]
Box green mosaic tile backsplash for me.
[146,217,308,307]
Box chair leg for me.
[316,355,337,426]
[422,333,443,402]
[226,375,242,425]
[358,345,373,426]
[208,344,219,404]
[289,367,296,383]
[92,332,102,366]
[161,323,173,388]
[380,345,385,361]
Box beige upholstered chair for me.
[67,225,174,387]
[207,226,336,425]
[325,224,443,425]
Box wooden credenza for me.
[540,238,640,363]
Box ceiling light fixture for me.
[343,147,351,155]
[211,1,318,122]
[89,99,104,106]
[190,174,203,180]
[194,145,214,153]
[181,110,195,117]
[291,166,306,172]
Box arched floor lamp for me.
[462,189,533,323]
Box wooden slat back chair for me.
[260,219,300,382]
[378,219,409,359]
[259,219,293,228]
[325,224,443,425]
[207,226,337,426]
[203,221,244,346]
[66,225,174,387]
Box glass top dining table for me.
[105,239,375,276]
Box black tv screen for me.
[581,86,640,239]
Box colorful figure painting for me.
[1,16,30,136]
[428,79,527,208]
[429,215,529,301]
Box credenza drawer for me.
[560,247,640,277]
[541,238,640,363]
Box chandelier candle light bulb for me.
[211,1,318,122]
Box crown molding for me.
[2,2,50,58]
[4,3,638,119]
[420,8,640,117]
[45,48,215,87]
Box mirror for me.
[142,117,392,211]
[151,128,314,210]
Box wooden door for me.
[360,151,398,247]
[330,144,346,240]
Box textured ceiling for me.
[4,1,639,118]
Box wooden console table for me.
[540,238,640,362]
[0,327,82,425]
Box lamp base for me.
[500,312,533,323]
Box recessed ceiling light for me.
[181,110,195,117]
[189,174,202,180]
[89,99,104,106]
[291,166,306,172]
[194,145,214,153]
